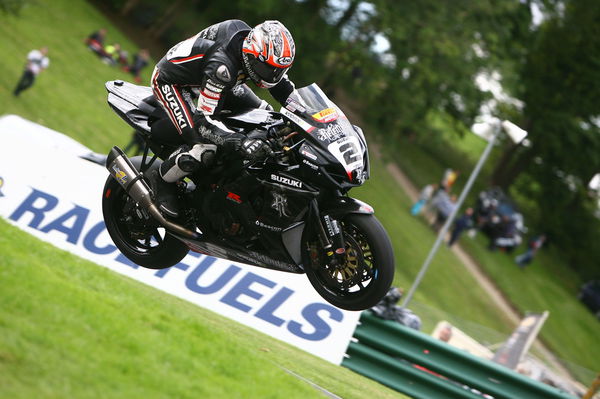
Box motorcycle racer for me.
[149,19,296,218]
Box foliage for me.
[504,0,600,277]
[0,0,28,15]
[363,0,531,138]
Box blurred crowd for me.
[85,28,150,82]
[412,169,545,267]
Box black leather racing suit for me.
[151,19,295,152]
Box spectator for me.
[126,49,150,83]
[441,168,459,191]
[432,189,457,229]
[85,28,108,58]
[411,183,437,216]
[103,43,125,65]
[13,47,49,97]
[115,46,130,67]
[448,207,474,246]
[515,235,546,268]
[493,215,522,252]
[438,325,453,343]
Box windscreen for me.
[294,84,366,180]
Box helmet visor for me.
[248,56,288,84]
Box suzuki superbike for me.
[102,80,394,311]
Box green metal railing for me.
[342,312,577,399]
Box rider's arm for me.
[269,74,296,106]
[193,64,246,147]
[195,65,272,159]
[218,83,272,111]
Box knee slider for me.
[176,153,200,173]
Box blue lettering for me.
[39,204,89,244]
[9,188,58,228]
[220,272,275,313]
[185,257,240,294]
[287,303,343,341]
[254,287,294,326]
[83,221,117,255]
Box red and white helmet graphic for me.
[242,20,295,88]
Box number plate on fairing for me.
[327,136,363,174]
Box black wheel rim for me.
[306,220,377,297]
[109,185,166,256]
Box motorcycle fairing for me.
[321,196,375,218]
[279,84,370,188]
[106,80,156,133]
[172,230,304,274]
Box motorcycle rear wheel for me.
[102,176,189,269]
[302,213,395,311]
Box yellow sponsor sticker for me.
[113,167,128,185]
[312,107,338,123]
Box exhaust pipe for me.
[106,146,199,239]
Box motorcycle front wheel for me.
[102,176,189,269]
[302,213,395,311]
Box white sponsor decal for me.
[255,220,282,232]
[317,123,344,141]
[300,146,318,161]
[280,108,314,133]
[302,159,318,170]
[270,173,302,188]
[161,86,188,129]
[167,33,201,60]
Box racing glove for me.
[240,138,272,160]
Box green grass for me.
[0,218,405,399]
[0,0,143,153]
[0,0,598,393]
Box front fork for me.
[310,201,346,264]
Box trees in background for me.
[0,0,30,14]
[499,0,600,276]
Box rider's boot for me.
[148,169,180,219]
[150,143,217,218]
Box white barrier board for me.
[0,115,359,364]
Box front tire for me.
[102,176,189,269]
[302,213,395,311]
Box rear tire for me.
[102,176,188,269]
[302,213,395,311]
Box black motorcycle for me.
[102,80,394,311]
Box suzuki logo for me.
[271,174,302,188]
[161,86,189,130]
